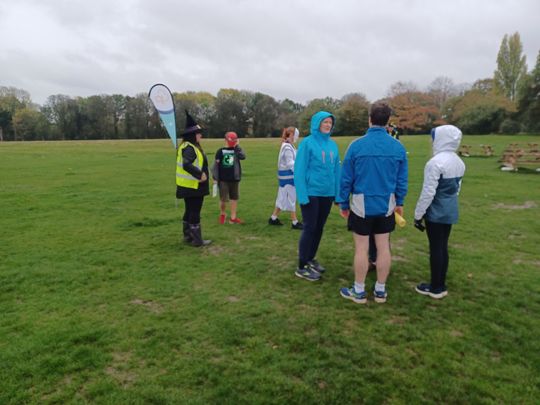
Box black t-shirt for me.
[216,147,238,182]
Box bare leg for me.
[220,200,227,216]
[374,233,391,283]
[230,199,238,219]
[353,233,370,284]
[272,207,281,217]
[290,211,298,222]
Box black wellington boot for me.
[183,221,193,243]
[189,224,212,247]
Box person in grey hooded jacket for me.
[414,125,466,299]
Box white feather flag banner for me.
[148,84,177,148]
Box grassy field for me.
[1,134,539,404]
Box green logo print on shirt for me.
[222,150,235,168]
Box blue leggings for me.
[298,196,334,268]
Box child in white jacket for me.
[268,127,303,229]
[414,125,466,299]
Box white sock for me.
[375,282,386,292]
[354,282,365,294]
[271,215,277,220]
[292,220,298,225]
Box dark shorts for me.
[219,181,239,202]
[348,211,395,235]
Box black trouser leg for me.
[369,233,377,263]
[426,221,452,290]
[184,197,204,225]
[183,197,211,247]
[298,196,333,268]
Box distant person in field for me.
[176,111,211,247]
[294,111,342,282]
[414,125,466,299]
[212,131,246,224]
[268,127,303,230]
[338,101,408,304]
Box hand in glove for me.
[414,218,425,232]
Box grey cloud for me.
[1,0,538,104]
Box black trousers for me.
[298,196,334,268]
[426,221,452,290]
[183,197,204,225]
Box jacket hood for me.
[310,111,335,139]
[432,125,462,154]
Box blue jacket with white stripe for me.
[339,126,408,217]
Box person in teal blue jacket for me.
[293,111,342,281]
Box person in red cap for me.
[212,131,246,224]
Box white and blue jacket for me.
[414,125,466,224]
[277,142,296,187]
[294,111,341,205]
[339,126,408,217]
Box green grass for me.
[1,135,539,404]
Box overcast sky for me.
[1,0,538,105]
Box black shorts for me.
[348,211,395,235]
[219,181,239,201]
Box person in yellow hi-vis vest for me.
[176,110,212,247]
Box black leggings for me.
[183,197,204,225]
[298,196,334,268]
[426,221,452,290]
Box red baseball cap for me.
[225,131,238,146]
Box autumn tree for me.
[494,32,528,102]
[108,94,126,139]
[0,86,29,140]
[79,95,112,140]
[41,95,81,140]
[124,94,150,139]
[275,98,303,136]
[335,93,369,136]
[12,107,50,141]
[211,89,250,138]
[518,50,540,132]
[387,92,443,134]
[471,78,496,94]
[246,92,279,137]
[174,91,216,137]
[297,97,341,135]
[386,81,419,97]
[428,76,459,111]
[443,87,516,134]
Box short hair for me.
[369,102,392,126]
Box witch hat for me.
[182,110,203,136]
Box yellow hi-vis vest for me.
[176,141,203,189]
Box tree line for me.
[1,32,538,141]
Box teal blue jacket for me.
[294,111,342,205]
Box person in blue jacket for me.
[293,111,342,281]
[338,102,408,303]
[414,125,466,299]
